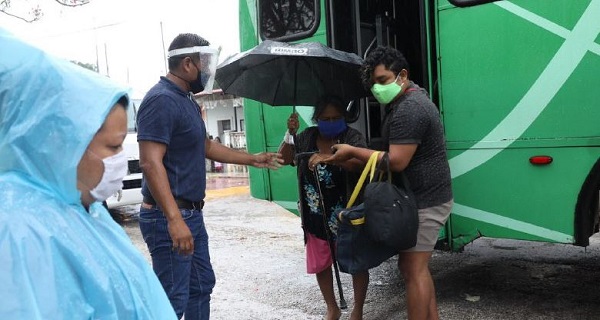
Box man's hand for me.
[308,153,326,170]
[167,217,194,255]
[323,144,355,164]
[287,113,299,134]
[251,152,284,169]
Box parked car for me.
[106,99,143,209]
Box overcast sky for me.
[0,0,239,97]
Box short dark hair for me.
[167,33,210,71]
[312,95,348,123]
[360,46,410,88]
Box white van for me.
[106,98,143,209]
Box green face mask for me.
[370,74,402,104]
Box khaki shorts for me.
[402,199,453,252]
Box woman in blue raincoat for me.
[0,29,176,319]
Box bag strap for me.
[376,152,412,189]
[368,153,381,184]
[374,152,392,183]
[346,151,380,208]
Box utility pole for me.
[160,21,168,74]
[95,42,100,73]
[104,42,110,77]
[94,17,100,73]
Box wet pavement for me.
[117,175,600,320]
[205,173,249,190]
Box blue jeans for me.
[139,206,216,320]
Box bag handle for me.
[346,151,380,208]
[376,152,412,189]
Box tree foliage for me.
[0,0,89,23]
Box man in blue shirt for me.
[137,33,282,320]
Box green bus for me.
[239,0,600,251]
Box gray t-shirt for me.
[381,82,453,209]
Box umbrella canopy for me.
[215,40,369,107]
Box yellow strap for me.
[368,151,378,183]
[346,151,380,208]
[350,217,365,225]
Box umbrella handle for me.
[291,105,297,146]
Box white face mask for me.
[90,150,128,202]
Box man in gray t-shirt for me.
[325,46,453,320]
[382,81,452,209]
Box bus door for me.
[326,0,436,150]
[326,0,453,244]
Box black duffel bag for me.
[335,152,396,274]
[336,203,397,274]
[364,153,418,251]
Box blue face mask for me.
[317,119,347,138]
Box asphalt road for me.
[117,189,600,320]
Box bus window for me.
[259,0,320,41]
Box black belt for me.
[143,195,204,210]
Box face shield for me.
[168,46,220,94]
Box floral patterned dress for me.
[295,127,367,242]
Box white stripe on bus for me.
[496,0,600,55]
[452,203,574,243]
[449,0,600,179]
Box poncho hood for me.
[0,28,127,203]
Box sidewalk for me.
[206,171,249,194]
[206,171,249,179]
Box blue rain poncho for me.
[0,29,176,319]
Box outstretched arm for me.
[325,143,417,172]
[307,152,364,172]
[205,138,283,169]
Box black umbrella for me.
[215,40,368,107]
